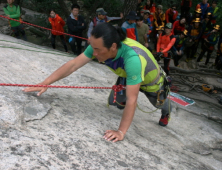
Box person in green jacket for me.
[3,0,26,40]
[23,23,172,143]
[207,0,219,24]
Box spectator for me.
[143,10,153,41]
[154,25,164,50]
[153,5,165,28]
[215,32,222,69]
[140,9,145,17]
[122,11,139,41]
[172,17,186,35]
[188,8,202,25]
[143,10,152,29]
[87,8,123,45]
[136,15,151,51]
[207,0,218,24]
[197,25,220,65]
[165,4,178,24]
[48,9,68,52]
[157,23,176,75]
[156,26,164,40]
[196,0,210,19]
[3,0,26,40]
[181,0,192,20]
[201,12,213,44]
[143,0,156,22]
[186,18,202,61]
[172,30,188,67]
[67,4,86,55]
[137,0,144,15]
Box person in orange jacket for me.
[143,0,156,22]
[165,4,178,24]
[157,23,176,75]
[48,9,68,52]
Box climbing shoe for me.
[159,114,169,126]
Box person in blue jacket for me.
[197,25,220,65]
[171,30,188,67]
[215,32,222,69]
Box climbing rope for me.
[0,15,88,41]
[0,83,125,104]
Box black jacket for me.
[66,14,86,36]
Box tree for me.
[122,0,137,18]
[71,0,78,4]
[57,0,70,18]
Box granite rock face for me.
[0,33,222,170]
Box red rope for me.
[0,83,126,103]
[0,15,88,41]
[170,85,179,93]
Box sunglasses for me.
[171,8,176,10]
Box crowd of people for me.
[135,0,221,74]
[3,0,222,73]
[3,0,222,142]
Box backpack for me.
[92,16,108,28]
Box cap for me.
[195,8,202,14]
[192,18,201,23]
[126,11,139,20]
[165,23,173,29]
[214,25,220,30]
[207,12,212,16]
[157,5,163,10]
[144,10,150,14]
[96,8,107,15]
[140,9,145,13]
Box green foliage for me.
[22,0,63,16]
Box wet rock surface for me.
[0,33,222,169]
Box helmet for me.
[202,84,211,92]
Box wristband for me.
[118,130,124,136]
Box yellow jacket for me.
[153,12,165,28]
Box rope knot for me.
[112,84,126,103]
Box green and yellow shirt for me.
[84,38,164,92]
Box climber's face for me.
[7,0,14,5]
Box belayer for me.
[23,23,172,143]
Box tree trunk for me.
[57,0,70,18]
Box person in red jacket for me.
[48,9,68,52]
[143,0,156,22]
[165,4,178,24]
[157,23,176,75]
[172,17,186,35]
